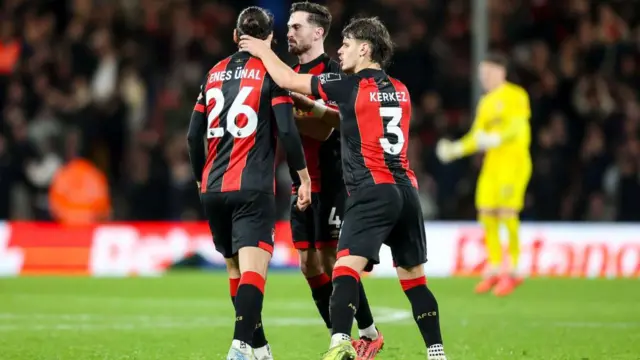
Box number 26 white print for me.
[206,86,258,139]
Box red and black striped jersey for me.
[187,51,306,194]
[310,68,418,193]
[290,53,342,194]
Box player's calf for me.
[226,258,269,351]
[299,248,333,330]
[497,208,522,276]
[397,266,446,360]
[318,246,337,277]
[329,256,368,348]
[231,247,271,353]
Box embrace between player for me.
[436,54,532,297]
[239,10,447,360]
[284,3,383,358]
[188,4,447,360]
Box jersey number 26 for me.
[206,86,257,139]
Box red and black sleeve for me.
[271,79,306,171]
[310,73,355,105]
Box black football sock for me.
[252,317,268,348]
[354,282,375,330]
[306,273,333,329]
[233,272,266,346]
[401,277,443,348]
[230,277,268,347]
[330,266,360,337]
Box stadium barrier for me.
[0,221,638,278]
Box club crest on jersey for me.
[318,73,341,84]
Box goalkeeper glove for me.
[436,139,463,164]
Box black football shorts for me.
[318,185,347,246]
[337,184,427,268]
[201,190,275,258]
[290,185,346,250]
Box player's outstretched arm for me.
[459,91,530,153]
[291,92,341,129]
[186,89,207,188]
[436,99,490,163]
[436,125,482,164]
[239,35,313,95]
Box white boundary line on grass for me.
[0,306,412,332]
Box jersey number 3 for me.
[206,86,258,139]
[379,107,405,155]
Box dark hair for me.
[484,52,509,68]
[341,17,394,68]
[290,2,332,39]
[236,6,274,40]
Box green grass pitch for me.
[1,273,639,359]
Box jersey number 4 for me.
[379,107,405,155]
[206,86,257,139]
[328,207,341,228]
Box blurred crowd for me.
[0,0,638,222]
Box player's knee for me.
[299,249,323,278]
[300,261,324,278]
[396,264,425,281]
[497,208,518,220]
[334,255,368,275]
[238,246,271,278]
[318,247,337,276]
[478,208,497,218]
[224,256,241,279]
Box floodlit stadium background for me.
[0,1,639,359]
[1,0,638,276]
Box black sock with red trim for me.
[330,266,360,336]
[233,272,266,345]
[401,277,443,347]
[230,278,268,348]
[306,273,333,329]
[230,277,240,305]
[354,282,375,330]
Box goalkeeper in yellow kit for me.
[436,54,531,297]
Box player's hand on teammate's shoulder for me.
[239,35,269,58]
